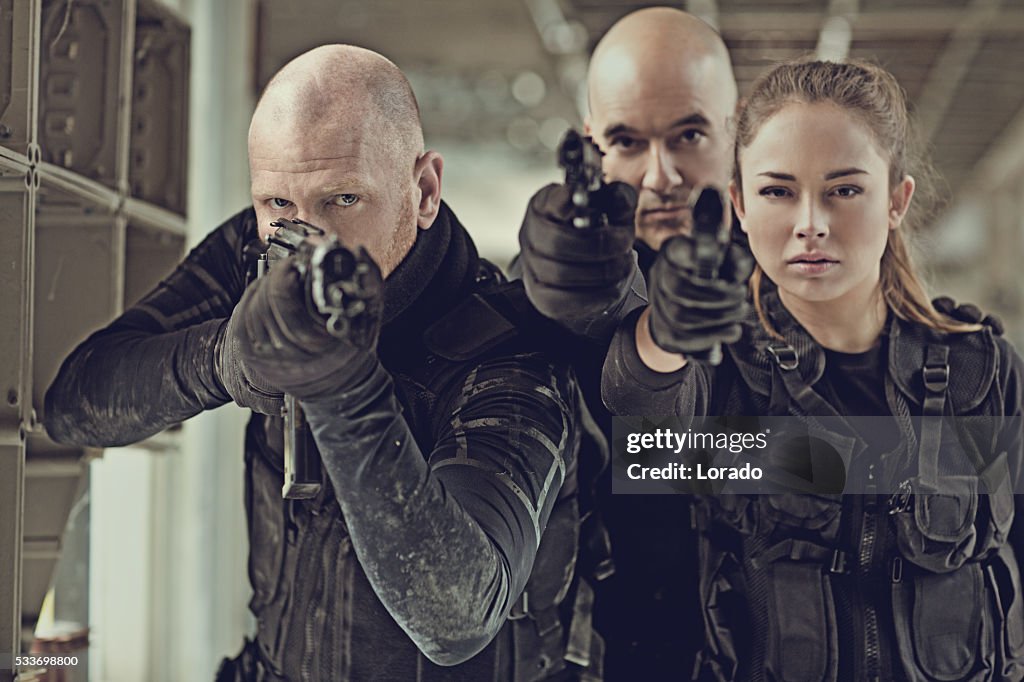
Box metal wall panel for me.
[130,0,190,215]
[0,0,39,162]
[38,0,127,190]
[0,157,32,682]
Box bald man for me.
[515,7,739,680]
[587,7,737,264]
[45,45,599,681]
[518,8,738,333]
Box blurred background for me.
[2,0,1023,680]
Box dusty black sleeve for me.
[507,250,649,344]
[600,306,712,417]
[43,208,257,447]
[300,352,579,666]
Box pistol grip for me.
[282,395,322,499]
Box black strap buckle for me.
[829,549,849,574]
[891,557,904,583]
[922,365,949,393]
[922,345,950,393]
[766,342,799,371]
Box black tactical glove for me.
[647,234,754,356]
[932,296,1004,336]
[518,181,638,325]
[231,246,384,401]
[215,316,285,416]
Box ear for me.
[414,151,444,229]
[728,179,748,233]
[888,174,915,230]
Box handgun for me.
[257,218,382,499]
[557,129,605,229]
[690,187,731,366]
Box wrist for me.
[290,348,381,402]
[636,307,687,373]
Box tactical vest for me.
[692,298,1024,682]
[230,274,603,682]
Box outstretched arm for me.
[302,353,578,665]
[43,208,277,446]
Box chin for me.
[777,278,850,305]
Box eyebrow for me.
[251,180,371,199]
[603,113,711,139]
[756,168,868,181]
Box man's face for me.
[249,117,418,278]
[587,54,734,250]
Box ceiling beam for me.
[565,8,1024,35]
[915,0,1004,145]
[816,0,859,61]
[523,0,591,119]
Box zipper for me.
[301,514,329,682]
[860,464,881,681]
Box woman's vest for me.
[693,295,1024,682]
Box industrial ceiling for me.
[254,0,1024,202]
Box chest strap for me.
[918,343,950,491]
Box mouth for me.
[641,205,686,217]
[787,253,839,275]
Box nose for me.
[640,143,683,195]
[794,196,829,240]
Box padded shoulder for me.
[889,318,998,412]
[423,282,540,362]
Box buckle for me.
[829,549,849,574]
[922,364,949,393]
[891,557,904,583]
[767,343,799,371]
[888,479,913,515]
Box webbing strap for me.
[918,344,950,490]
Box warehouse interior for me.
[2,0,1023,679]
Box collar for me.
[378,200,481,354]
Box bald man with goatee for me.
[45,45,599,681]
[516,7,739,679]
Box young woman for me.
[602,59,1024,681]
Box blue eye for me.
[332,194,359,207]
[270,198,292,209]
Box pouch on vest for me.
[763,557,839,681]
[694,542,746,681]
[987,544,1024,679]
[892,562,994,681]
[896,450,1016,574]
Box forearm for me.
[602,307,707,417]
[44,318,229,447]
[43,209,256,447]
[303,362,556,665]
[537,260,648,343]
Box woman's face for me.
[730,102,914,310]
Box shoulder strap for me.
[918,343,950,490]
